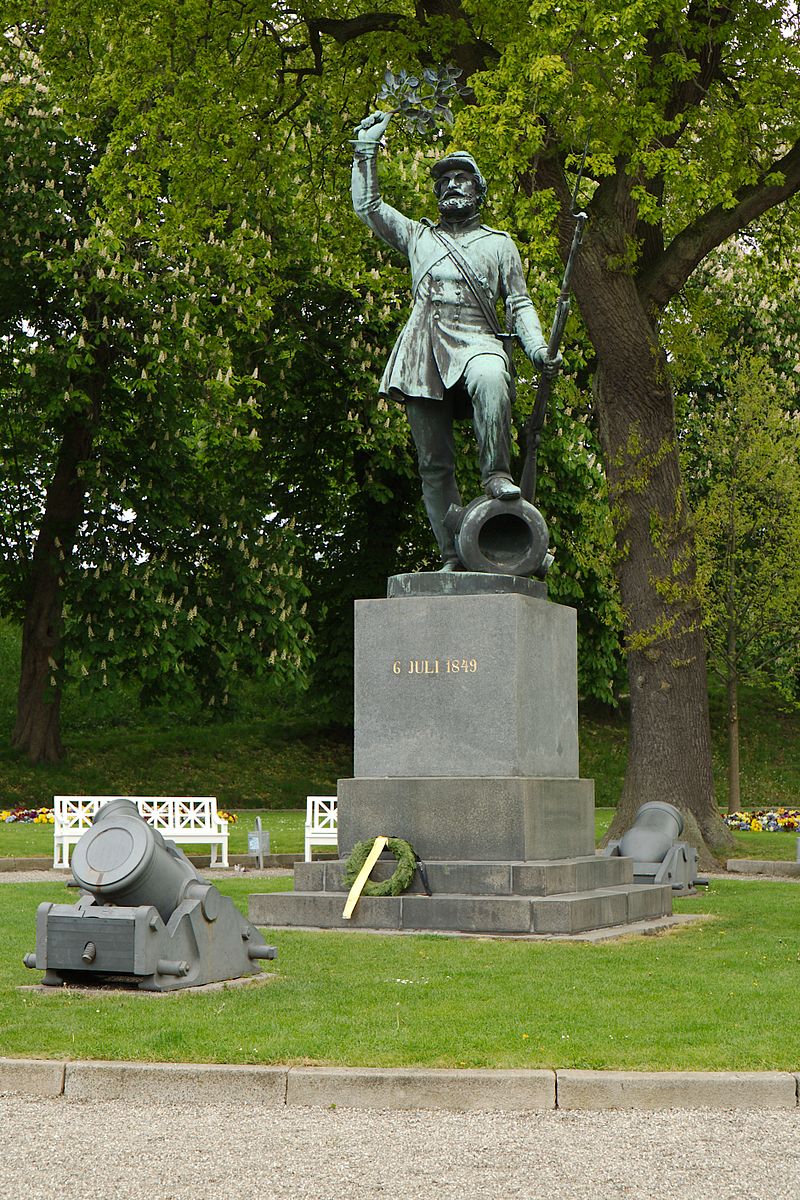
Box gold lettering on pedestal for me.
[408,658,440,675]
[446,657,478,674]
[391,657,478,676]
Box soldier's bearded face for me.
[437,171,480,219]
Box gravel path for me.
[2,1096,798,1199]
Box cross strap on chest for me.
[429,227,516,374]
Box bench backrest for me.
[54,796,223,831]
[305,796,338,832]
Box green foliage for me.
[249,278,428,708]
[692,357,800,699]
[675,235,800,706]
[5,0,798,755]
[0,29,313,728]
[0,2,633,723]
[460,0,800,238]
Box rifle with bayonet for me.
[520,143,590,505]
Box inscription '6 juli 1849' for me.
[392,657,478,676]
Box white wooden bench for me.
[304,796,338,861]
[53,796,229,869]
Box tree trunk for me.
[12,415,94,764]
[575,257,733,863]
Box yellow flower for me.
[750,819,763,832]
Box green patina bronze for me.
[351,109,561,572]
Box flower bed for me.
[724,808,800,832]
[1,806,54,824]
[2,806,237,826]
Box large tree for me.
[673,234,800,811]
[0,34,311,761]
[263,0,799,859]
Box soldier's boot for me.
[484,475,521,502]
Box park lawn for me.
[726,829,800,861]
[1,875,798,1071]
[3,807,798,862]
[0,719,352,814]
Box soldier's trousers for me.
[404,353,513,564]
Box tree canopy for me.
[0,31,312,759]
[674,228,800,810]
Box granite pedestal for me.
[249,579,673,936]
[354,591,578,780]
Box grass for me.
[0,721,351,812]
[2,875,799,1070]
[726,829,800,862]
[580,686,799,813]
[3,808,602,859]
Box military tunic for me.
[351,144,548,402]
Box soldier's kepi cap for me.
[430,151,487,197]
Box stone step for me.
[248,883,672,937]
[294,854,633,898]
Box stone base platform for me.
[248,853,674,937]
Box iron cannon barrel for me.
[618,801,684,863]
[71,799,203,923]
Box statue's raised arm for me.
[351,112,416,254]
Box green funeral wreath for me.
[344,837,417,897]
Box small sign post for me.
[248,817,270,869]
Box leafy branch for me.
[377,66,470,137]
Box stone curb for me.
[556,1069,799,1110]
[285,1066,555,1111]
[726,859,800,878]
[0,1058,66,1097]
[2,1059,798,1111]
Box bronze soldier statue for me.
[352,110,561,571]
